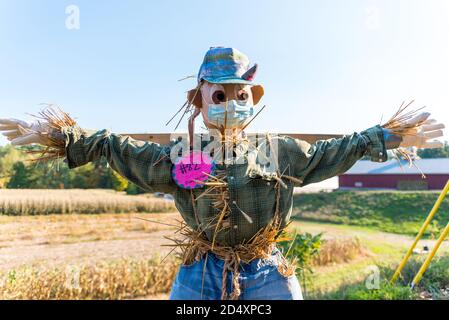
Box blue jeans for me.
[169,249,303,300]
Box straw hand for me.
[0,118,50,146]
[397,112,445,149]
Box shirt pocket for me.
[246,164,278,182]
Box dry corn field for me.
[0,189,181,299]
[0,214,367,300]
[0,258,179,300]
[0,189,176,215]
[0,210,182,299]
[312,238,370,266]
[0,189,375,299]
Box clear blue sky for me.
[1,0,448,145]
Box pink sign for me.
[172,151,215,189]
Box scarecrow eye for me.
[212,90,226,104]
[237,89,249,102]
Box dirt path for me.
[292,220,438,250]
[0,230,176,271]
[0,212,180,271]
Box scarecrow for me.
[0,47,445,300]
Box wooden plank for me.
[122,133,344,145]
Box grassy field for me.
[291,220,449,299]
[2,215,446,300]
[0,189,176,215]
[316,255,449,300]
[0,214,382,299]
[1,189,449,300]
[293,191,449,236]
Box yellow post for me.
[411,220,449,288]
[391,180,449,283]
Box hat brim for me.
[202,76,254,85]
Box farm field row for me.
[1,211,445,299]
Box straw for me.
[26,105,77,162]
[164,218,296,300]
[381,100,427,172]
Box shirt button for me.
[234,225,238,229]
[229,176,234,180]
[267,182,271,186]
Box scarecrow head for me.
[186,47,265,132]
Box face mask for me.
[207,100,254,128]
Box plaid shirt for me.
[64,125,387,246]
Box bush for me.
[382,256,449,295]
[278,232,322,273]
[312,237,368,266]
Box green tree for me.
[6,162,33,188]
[418,141,449,158]
[92,158,129,191]
[0,145,27,187]
[70,163,98,188]
[126,182,145,195]
[111,170,129,191]
[2,145,137,191]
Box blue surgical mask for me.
[207,100,254,128]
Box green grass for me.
[361,239,404,257]
[299,228,407,297]
[312,255,449,300]
[289,220,449,300]
[293,191,449,236]
[318,281,417,300]
[305,259,376,296]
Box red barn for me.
[339,158,449,190]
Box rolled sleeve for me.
[360,125,388,163]
[63,126,107,169]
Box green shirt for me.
[63,125,387,246]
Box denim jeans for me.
[169,249,303,300]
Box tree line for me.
[0,145,142,193]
